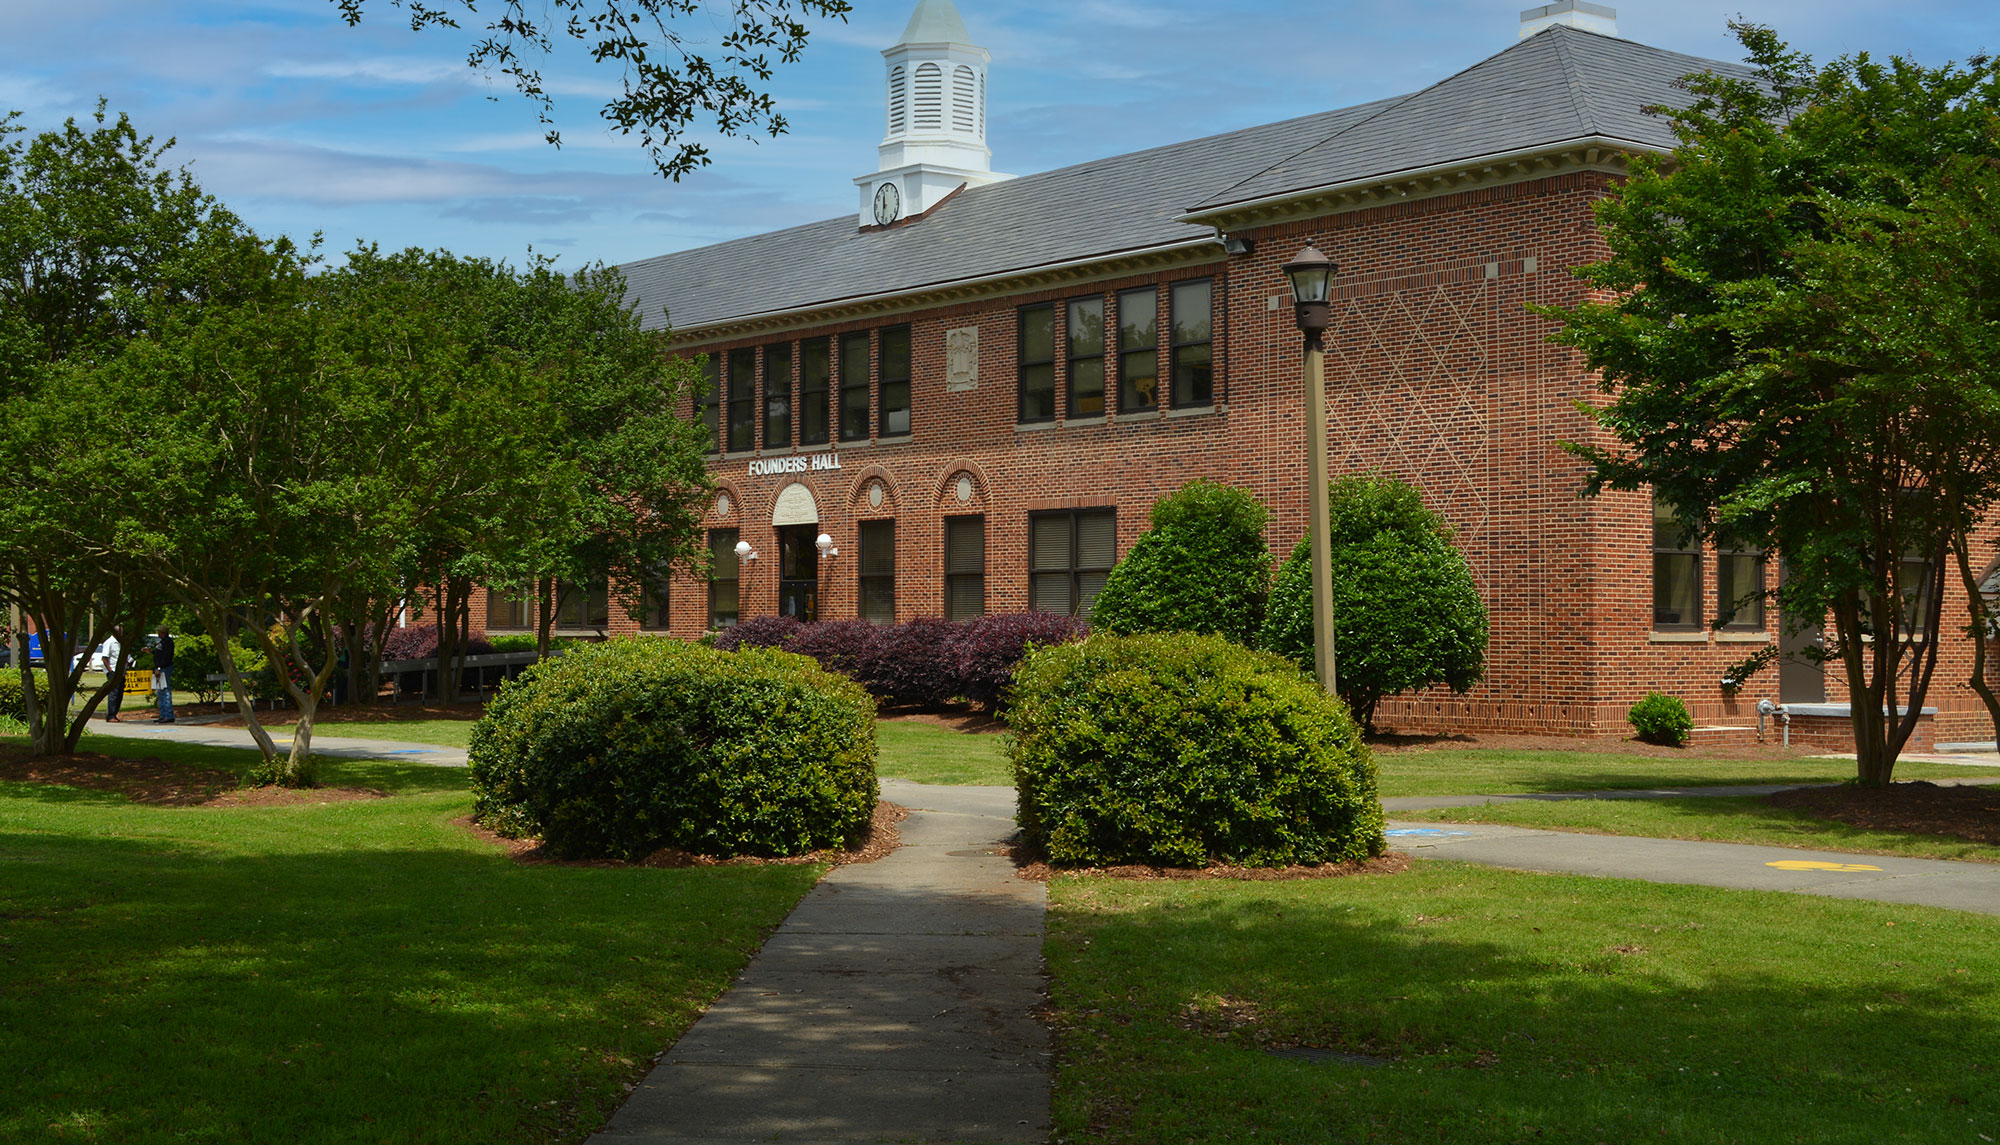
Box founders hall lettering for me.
[748,453,842,478]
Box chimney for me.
[1519,0,1617,38]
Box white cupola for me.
[855,0,1010,229]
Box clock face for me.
[873,182,901,226]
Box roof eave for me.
[1178,134,1665,231]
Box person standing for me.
[154,625,176,724]
[104,626,126,722]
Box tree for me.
[1539,25,2000,783]
[1259,474,1488,735]
[330,0,852,181]
[1088,480,1271,644]
[0,104,234,753]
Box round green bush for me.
[1008,631,1385,868]
[1628,691,1694,747]
[1259,473,1488,733]
[1089,479,1272,644]
[0,668,48,724]
[468,637,878,860]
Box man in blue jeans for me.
[154,626,175,724]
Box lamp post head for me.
[815,532,838,559]
[734,539,758,564]
[1282,245,1337,333]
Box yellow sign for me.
[1766,859,1884,872]
[122,673,153,697]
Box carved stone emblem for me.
[946,326,979,391]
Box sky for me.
[5,1,1997,273]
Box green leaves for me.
[1089,480,1272,644]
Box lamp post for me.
[1282,245,1338,695]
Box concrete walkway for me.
[83,717,469,767]
[1382,775,2000,812]
[1386,820,2000,915]
[588,778,1048,1145]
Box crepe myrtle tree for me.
[331,0,852,182]
[1539,23,2000,783]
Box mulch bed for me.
[0,744,381,806]
[464,799,910,869]
[1768,781,2000,846]
[1012,850,1411,883]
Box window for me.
[1067,296,1105,418]
[1169,278,1214,408]
[486,585,531,630]
[764,341,792,449]
[555,579,609,630]
[1018,303,1056,423]
[945,515,986,621]
[726,348,756,453]
[1898,552,1939,638]
[709,529,740,629]
[1117,288,1159,413]
[1716,538,1765,631]
[699,355,720,453]
[879,325,911,437]
[800,338,830,446]
[859,519,895,624]
[1031,509,1117,619]
[839,331,871,442]
[636,581,670,630]
[1652,499,1700,630]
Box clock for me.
[872,181,901,226]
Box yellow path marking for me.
[1766,859,1884,872]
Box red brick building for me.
[481,1,2000,744]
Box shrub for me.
[1259,473,1488,734]
[468,638,877,860]
[1089,480,1272,643]
[952,611,1086,710]
[1628,691,1694,747]
[379,624,494,662]
[870,616,962,707]
[784,619,885,683]
[165,635,280,703]
[713,615,804,653]
[1009,632,1384,868]
[486,634,538,653]
[0,669,49,723]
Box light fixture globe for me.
[734,539,757,563]
[1282,245,1337,333]
[815,532,838,559]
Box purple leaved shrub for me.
[869,616,963,708]
[954,612,1087,711]
[785,619,887,682]
[380,624,494,662]
[713,615,804,652]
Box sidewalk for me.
[1382,775,2000,812]
[1387,819,2000,915]
[84,718,469,767]
[587,778,1048,1145]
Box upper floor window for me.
[1117,288,1159,414]
[879,325,911,437]
[1031,508,1117,620]
[699,355,720,453]
[726,348,756,453]
[1170,278,1214,408]
[1067,296,1105,419]
[1019,303,1056,423]
[764,341,792,450]
[839,331,871,442]
[800,338,831,446]
[1653,499,1700,631]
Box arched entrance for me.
[772,483,820,621]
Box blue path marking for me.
[1385,827,1472,838]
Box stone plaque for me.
[946,326,979,391]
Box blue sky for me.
[5,1,1996,272]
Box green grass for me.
[1401,794,2000,863]
[0,736,822,1145]
[1373,746,2000,798]
[306,718,478,748]
[873,721,1012,785]
[1048,862,2000,1144]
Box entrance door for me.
[777,524,819,621]
[1778,559,1826,703]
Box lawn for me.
[0,735,822,1145]
[874,719,1012,785]
[1372,746,2000,798]
[1399,793,2000,863]
[1047,861,2000,1143]
[306,717,480,747]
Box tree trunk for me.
[1952,532,2000,745]
[276,611,340,786]
[210,610,283,763]
[536,575,556,659]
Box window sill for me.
[722,449,757,460]
[757,445,797,456]
[836,437,871,449]
[1015,420,1058,432]
[1165,403,1218,419]
[552,628,608,638]
[875,433,913,446]
[1061,416,1107,427]
[1649,631,1709,644]
[1716,631,1770,643]
[1115,410,1162,423]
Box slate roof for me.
[619,25,1756,335]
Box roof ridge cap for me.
[1545,25,1603,137]
[1194,29,1580,212]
